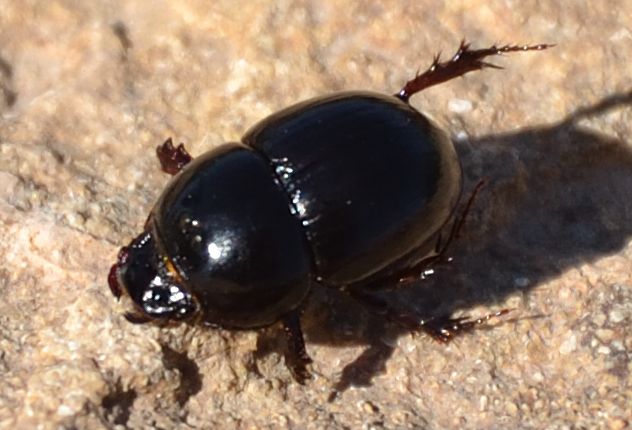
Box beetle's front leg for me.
[123,311,154,324]
[281,310,313,384]
[156,137,193,175]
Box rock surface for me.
[0,1,630,429]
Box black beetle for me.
[108,41,550,383]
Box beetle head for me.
[108,231,198,323]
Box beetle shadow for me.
[256,90,632,395]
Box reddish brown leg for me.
[156,138,193,175]
[281,310,313,384]
[108,246,130,299]
[421,309,513,343]
[348,287,512,342]
[396,40,553,102]
[124,311,154,324]
[393,179,487,285]
[108,264,122,299]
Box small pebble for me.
[505,401,519,416]
[609,309,624,323]
[479,395,488,411]
[448,98,473,113]
[559,333,577,354]
[608,417,628,430]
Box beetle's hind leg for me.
[348,287,511,342]
[156,137,193,175]
[396,41,552,102]
[281,310,313,384]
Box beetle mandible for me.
[108,41,550,383]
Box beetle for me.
[108,41,550,383]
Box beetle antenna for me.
[396,40,553,102]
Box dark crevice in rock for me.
[0,56,12,78]
[101,380,137,426]
[0,55,16,107]
[161,344,203,406]
[111,21,133,60]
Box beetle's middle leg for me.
[397,179,486,284]
[156,137,193,175]
[364,179,485,289]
